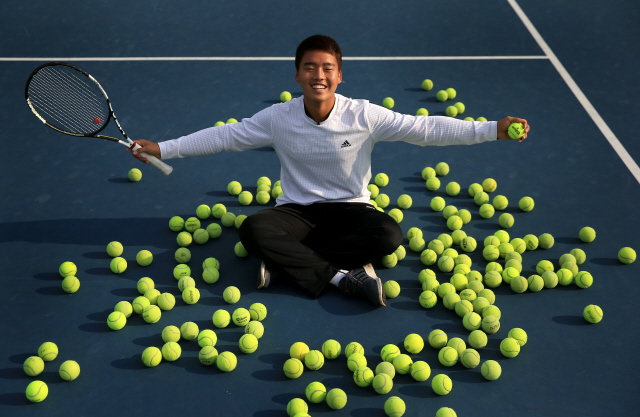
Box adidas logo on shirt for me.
[341,140,351,148]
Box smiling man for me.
[132,34,530,307]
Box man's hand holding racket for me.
[130,139,161,164]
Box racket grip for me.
[130,143,173,175]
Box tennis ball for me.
[375,173,390,187]
[481,315,500,334]
[376,193,390,208]
[287,398,308,417]
[468,183,483,197]
[388,208,403,223]
[541,270,558,288]
[256,191,271,205]
[446,105,458,117]
[444,87,456,99]
[326,388,347,410]
[477,117,487,122]
[381,344,401,362]
[454,299,473,317]
[527,274,544,292]
[203,257,220,270]
[248,302,267,321]
[397,194,412,209]
[459,288,476,303]
[428,239,444,255]
[579,227,595,242]
[426,177,441,191]
[306,382,327,403]
[461,236,477,253]
[443,292,461,310]
[483,245,499,262]
[463,312,482,331]
[344,342,364,359]
[184,217,201,232]
[157,293,176,310]
[182,287,200,304]
[557,268,574,286]
[375,361,396,378]
[472,297,490,315]
[422,166,436,180]
[436,408,457,417]
[61,276,80,293]
[107,311,126,330]
[161,342,181,362]
[132,296,150,314]
[220,212,236,228]
[177,276,195,292]
[141,346,162,367]
[508,328,528,346]
[481,178,496,193]
[521,235,538,251]
[226,118,238,124]
[321,339,341,359]
[539,233,555,249]
[245,321,264,339]
[436,90,448,101]
[437,282,455,299]
[457,209,472,224]
[239,334,259,354]
[575,271,593,288]
[584,304,603,323]
[202,267,220,284]
[368,183,380,198]
[217,351,237,372]
[134,250,152,266]
[353,366,374,387]
[432,374,452,395]
[419,290,438,308]
[305,350,325,370]
[195,204,210,220]
[446,215,463,231]
[418,268,436,283]
[235,241,249,257]
[106,241,124,258]
[416,108,429,116]
[492,195,508,210]
[227,181,242,196]
[499,213,514,228]
[443,205,458,220]
[519,196,535,211]
[468,330,488,349]
[500,337,521,358]
[125,167,142,182]
[394,245,406,261]
[570,248,586,264]
[204,224,222,240]
[474,191,489,206]
[161,325,181,343]
[290,342,310,360]
[176,231,192,247]
[24,356,45,376]
[373,373,393,394]
[280,91,292,102]
[438,346,458,366]
[450,101,464,114]
[410,360,431,382]
[618,247,636,264]
[144,288,161,305]
[168,216,184,232]
[232,308,251,326]
[404,333,424,354]
[212,310,230,328]
[478,203,495,219]
[460,348,480,369]
[409,236,426,252]
[109,257,127,274]
[382,97,394,109]
[481,360,502,380]
[271,186,283,198]
[25,380,48,402]
[177,322,198,341]
[447,339,465,358]
[428,329,448,349]
[384,280,401,297]
[199,346,219,365]
[238,191,253,205]
[348,352,368,372]
[483,271,502,288]
[142,305,161,324]
[193,229,210,244]
[421,79,433,90]
[136,277,154,294]
[223,286,241,304]
[510,275,528,293]
[384,396,405,417]
[437,256,455,272]
[507,122,525,139]
[435,162,449,176]
[494,230,510,243]
[235,215,247,229]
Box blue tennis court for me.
[1,1,639,416]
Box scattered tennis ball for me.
[353,366,374,387]
[375,173,389,187]
[539,233,555,249]
[436,408,457,417]
[193,229,209,244]
[394,245,406,261]
[24,356,45,377]
[157,293,176,310]
[239,334,259,354]
[238,191,253,205]
[438,346,458,367]
[106,241,123,257]
[446,105,458,117]
[199,346,219,365]
[500,337,521,358]
[144,288,160,305]
[575,271,593,288]
[508,328,527,346]
[280,91,292,102]
[383,280,401,297]
[445,87,457,99]
[195,204,210,220]
[432,374,452,395]
[482,178,497,193]
[508,122,525,139]
[212,309,230,328]
[579,226,596,243]
[477,117,487,122]
[132,296,150,314]
[397,194,412,209]
[348,352,368,372]
[421,79,433,90]
[161,325,181,343]
[528,274,544,291]
[375,361,396,379]
[207,223,222,238]
[141,346,162,367]
[168,216,184,232]
[182,287,200,304]
[109,257,127,273]
[463,312,482,331]
[235,241,249,257]
[382,97,394,109]
[557,268,574,286]
[283,358,304,379]
[384,396,405,417]
[416,108,429,116]
[221,212,236,227]
[135,250,153,266]
[428,329,448,349]
[404,333,424,354]
[290,342,310,361]
[435,162,449,176]
[184,217,201,232]
[481,360,501,380]
[256,191,271,205]
[58,360,80,381]
[128,168,142,182]
[375,193,390,208]
[519,196,535,211]
[388,208,403,223]
[232,308,251,326]
[445,182,460,196]
[306,381,326,403]
[226,118,238,124]
[26,380,48,402]
[468,330,488,349]
[249,303,267,321]
[468,183,483,197]
[453,102,465,114]
[479,203,495,219]
[217,351,237,372]
[426,177,441,191]
[380,344,401,362]
[584,304,603,323]
[618,247,636,264]
[460,348,480,369]
[142,305,161,324]
[176,231,192,247]
[320,339,341,360]
[474,191,489,206]
[227,181,242,196]
[326,388,347,410]
[419,290,438,308]
[223,286,240,304]
[107,311,126,330]
[245,321,264,339]
[436,90,448,101]
[373,373,393,394]
[305,350,325,370]
[173,264,191,280]
[61,275,80,293]
[368,183,380,198]
[235,214,247,229]
[214,121,225,126]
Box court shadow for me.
[390,301,423,312]
[107,177,130,183]
[85,267,113,276]
[35,286,67,296]
[257,352,289,367]
[317,292,379,316]
[272,392,301,405]
[110,287,140,297]
[397,383,438,398]
[197,296,229,307]
[448,369,484,383]
[78,323,112,333]
[82,251,110,260]
[590,257,619,266]
[252,369,287,382]
[398,176,424,183]
[252,146,276,152]
[404,87,425,92]
[0,392,28,406]
[0,367,29,381]
[554,236,583,245]
[351,408,381,417]
[131,335,158,347]
[111,354,146,370]
[253,410,282,417]
[8,353,33,365]
[552,315,589,326]
[263,99,281,104]
[33,272,60,281]
[205,190,231,197]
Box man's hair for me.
[295,35,343,71]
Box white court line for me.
[0,56,547,62]
[509,0,640,185]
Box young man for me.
[132,35,530,308]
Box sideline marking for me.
[508,0,640,185]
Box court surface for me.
[1,1,639,416]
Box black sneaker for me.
[340,265,386,307]
[257,261,273,289]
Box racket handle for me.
[131,143,173,176]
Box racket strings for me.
[28,65,109,135]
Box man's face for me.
[295,50,342,105]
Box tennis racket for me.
[25,62,173,175]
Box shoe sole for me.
[363,264,386,307]
[257,262,269,289]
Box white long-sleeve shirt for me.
[159,94,498,206]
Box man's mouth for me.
[312,85,327,90]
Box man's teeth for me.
[312,85,326,89]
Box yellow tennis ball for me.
[235,241,249,257]
[176,231,192,247]
[432,374,452,395]
[446,105,458,117]
[245,321,264,339]
[135,250,153,266]
[499,213,514,228]
[256,190,271,205]
[180,321,199,340]
[211,203,227,219]
[428,330,448,349]
[508,328,528,346]
[380,344,401,362]
[169,216,184,232]
[221,212,236,227]
[284,358,304,378]
[144,288,160,305]
[421,79,433,90]
[384,280,401,298]
[519,196,535,211]
[212,309,231,328]
[194,329,216,347]
[306,381,327,403]
[375,173,389,187]
[436,90,448,101]
[482,178,497,192]
[184,217,201,232]
[468,330,488,349]
[226,118,238,124]
[345,342,365,359]
[426,177,441,191]
[162,325,181,343]
[202,257,220,270]
[417,108,429,116]
[232,308,251,326]
[61,275,80,293]
[193,228,210,244]
[500,337,521,358]
[238,191,253,205]
[375,361,396,379]
[287,398,308,416]
[195,204,211,220]
[280,91,292,102]
[106,241,123,257]
[174,247,191,263]
[142,305,161,324]
[107,311,126,330]
[136,277,154,294]
[474,191,489,205]
[223,286,241,304]
[162,342,182,361]
[321,339,341,359]
[182,287,200,304]
[618,247,636,264]
[199,346,219,365]
[249,302,268,321]
[584,304,603,323]
[227,181,242,196]
[326,388,347,410]
[404,333,424,354]
[132,296,150,314]
[59,360,80,381]
[410,360,431,382]
[468,183,483,197]
[239,334,259,354]
[141,347,162,367]
[396,194,412,209]
[128,168,142,182]
[290,342,310,360]
[110,257,127,274]
[436,408,458,417]
[26,380,48,402]
[382,97,394,109]
[508,122,525,139]
[539,233,555,249]
[24,356,45,376]
[463,312,482,331]
[177,276,195,292]
[438,346,458,366]
[157,292,176,311]
[305,350,325,370]
[481,360,502,380]
[384,396,405,417]
[206,223,222,238]
[373,373,393,394]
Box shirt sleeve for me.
[366,103,498,146]
[158,107,274,160]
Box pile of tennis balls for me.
[22,341,80,402]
